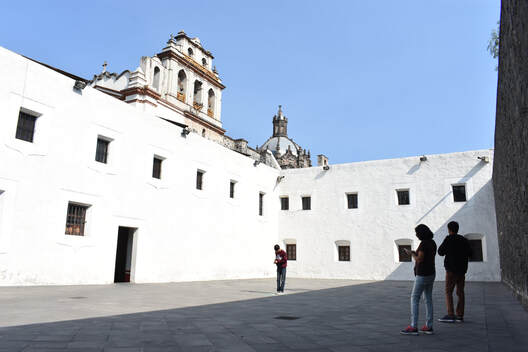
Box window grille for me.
[280,197,289,210]
[347,193,358,209]
[15,110,38,143]
[338,246,350,261]
[152,157,163,179]
[452,185,467,202]
[302,196,311,210]
[286,244,296,261]
[95,138,110,163]
[65,203,88,236]
[397,190,410,205]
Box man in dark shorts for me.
[274,244,287,293]
[438,221,472,323]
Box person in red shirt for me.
[274,244,287,293]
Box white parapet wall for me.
[277,151,500,281]
[0,47,279,285]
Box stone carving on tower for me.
[88,31,226,143]
[258,106,312,169]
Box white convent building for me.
[0,34,500,285]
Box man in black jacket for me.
[437,221,472,323]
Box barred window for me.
[152,157,163,179]
[302,196,311,210]
[338,246,350,261]
[286,244,296,261]
[65,203,89,236]
[280,197,289,210]
[397,189,410,205]
[15,110,38,143]
[398,245,412,262]
[347,193,358,209]
[452,185,467,202]
[95,138,110,164]
[196,170,204,190]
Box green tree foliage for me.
[488,21,499,70]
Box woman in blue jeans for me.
[401,224,437,335]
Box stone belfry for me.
[258,106,312,169]
[89,31,226,142]
[273,105,288,137]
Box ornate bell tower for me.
[272,105,288,137]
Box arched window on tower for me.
[177,70,187,103]
[188,47,194,57]
[207,89,215,118]
[193,80,203,110]
[202,58,207,67]
[153,67,160,90]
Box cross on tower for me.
[102,61,108,73]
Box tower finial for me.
[278,105,282,113]
[102,61,107,73]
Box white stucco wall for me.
[0,45,500,286]
[0,47,278,286]
[278,151,500,281]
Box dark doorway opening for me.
[114,226,136,283]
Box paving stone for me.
[67,341,106,348]
[27,342,68,348]
[0,279,526,352]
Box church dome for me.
[261,136,300,157]
[258,105,311,169]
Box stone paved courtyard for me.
[0,278,527,351]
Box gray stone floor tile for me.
[67,341,106,348]
[0,279,526,352]
[247,343,294,352]
[26,342,68,349]
[173,333,213,347]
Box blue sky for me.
[0,1,500,164]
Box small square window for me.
[15,110,38,143]
[95,138,110,164]
[229,181,236,198]
[302,196,311,210]
[259,192,264,216]
[152,157,163,179]
[398,245,412,262]
[65,202,89,236]
[347,193,358,209]
[196,170,204,190]
[468,239,483,262]
[452,185,467,202]
[397,190,410,205]
[280,197,289,210]
[338,246,350,261]
[286,244,296,261]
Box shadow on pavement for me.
[0,280,527,351]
